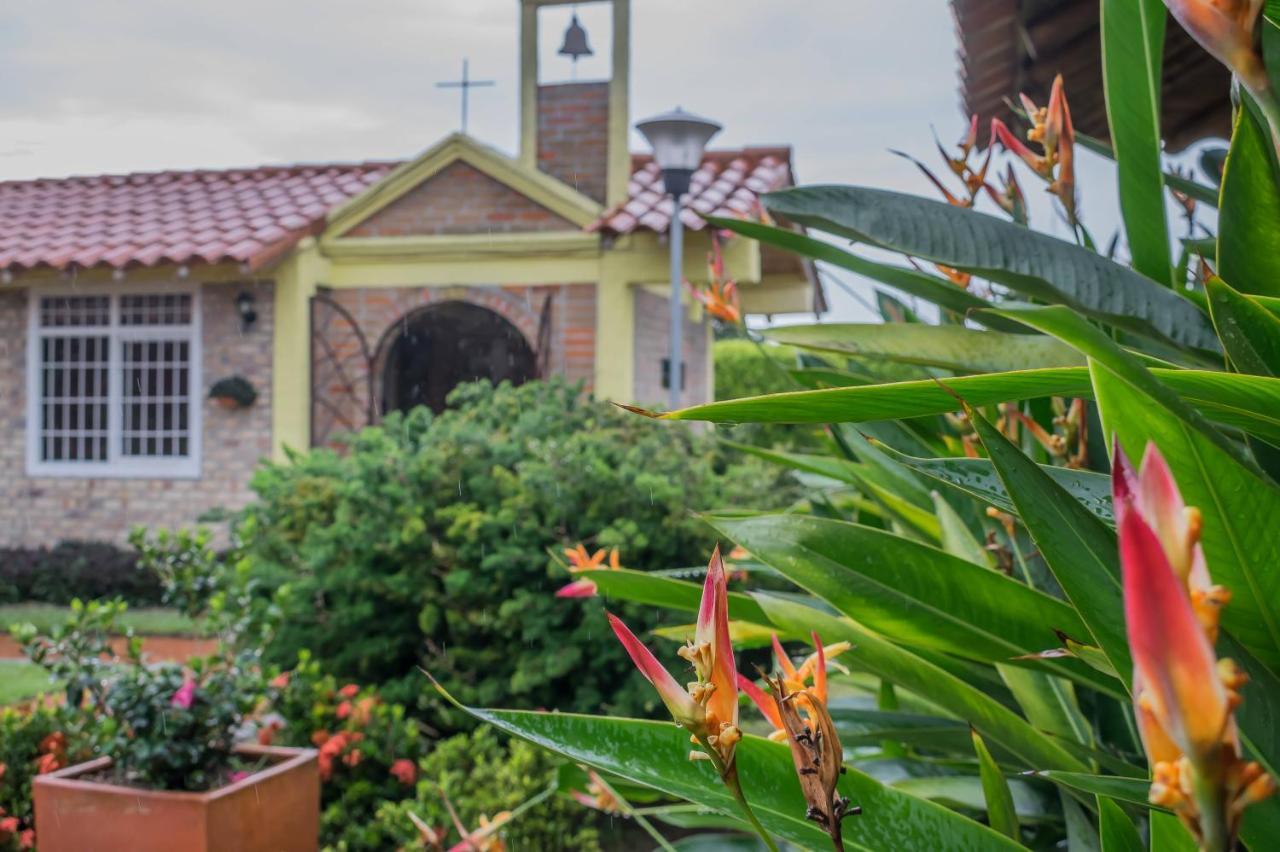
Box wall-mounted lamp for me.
[236,290,258,333]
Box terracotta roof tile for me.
[0,146,793,272]
[591,147,793,235]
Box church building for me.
[0,0,819,546]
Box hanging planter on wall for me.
[209,375,257,410]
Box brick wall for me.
[346,161,577,237]
[632,288,710,408]
[312,284,596,443]
[537,82,609,204]
[0,281,274,547]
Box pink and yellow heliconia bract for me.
[607,546,742,770]
[1162,0,1268,94]
[1114,441,1274,849]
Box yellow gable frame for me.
[322,132,603,245]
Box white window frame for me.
[25,282,203,479]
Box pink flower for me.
[555,579,598,598]
[228,770,252,783]
[390,758,417,785]
[170,678,196,710]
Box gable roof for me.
[591,147,793,236]
[0,162,395,273]
[0,143,796,274]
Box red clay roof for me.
[0,146,792,273]
[0,162,397,273]
[591,147,793,236]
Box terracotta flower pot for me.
[33,744,319,852]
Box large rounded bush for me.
[239,379,793,723]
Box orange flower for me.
[34,753,62,775]
[1114,442,1274,847]
[609,547,742,768]
[739,633,851,741]
[993,75,1077,223]
[390,758,417,786]
[310,729,331,747]
[269,672,290,689]
[351,696,377,727]
[335,700,353,720]
[569,770,623,814]
[257,721,281,746]
[556,545,622,598]
[688,234,742,324]
[342,749,362,767]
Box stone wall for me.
[632,287,710,408]
[311,284,596,444]
[0,280,274,547]
[345,161,577,237]
[537,82,609,204]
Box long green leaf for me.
[1206,276,1280,376]
[665,365,1280,447]
[973,730,1021,838]
[767,323,1085,372]
[762,185,1218,351]
[879,448,1116,526]
[710,514,1119,696]
[891,775,1052,822]
[1100,0,1173,284]
[455,708,1023,851]
[1150,812,1199,852]
[756,593,1088,773]
[827,706,970,751]
[970,411,1131,685]
[1098,797,1145,852]
[703,216,1028,332]
[1219,95,1280,297]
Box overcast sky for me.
[0,0,1216,321]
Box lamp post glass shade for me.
[636,108,722,198]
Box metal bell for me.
[557,13,593,62]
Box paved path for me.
[0,635,218,662]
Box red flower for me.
[269,672,290,689]
[257,721,282,746]
[35,753,63,775]
[38,732,66,756]
[0,816,18,837]
[18,829,34,849]
[342,749,362,767]
[390,759,417,785]
[338,684,359,699]
[335,700,353,720]
[311,730,331,747]
[351,696,377,727]
[0,761,6,782]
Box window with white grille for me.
[27,289,201,478]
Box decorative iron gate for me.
[310,291,375,447]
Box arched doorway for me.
[379,301,537,414]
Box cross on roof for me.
[436,59,495,135]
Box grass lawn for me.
[0,603,208,637]
[0,660,60,705]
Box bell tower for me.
[518,0,631,208]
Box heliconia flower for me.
[1163,0,1268,94]
[991,118,1048,177]
[607,612,704,729]
[986,162,1029,226]
[689,278,741,325]
[563,543,614,573]
[1113,440,1274,847]
[555,578,599,598]
[170,678,196,710]
[741,633,851,741]
[568,770,623,814]
[447,811,511,852]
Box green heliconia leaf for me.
[664,366,1280,446]
[1149,812,1199,852]
[827,707,969,752]
[1221,633,1280,780]
[1098,797,1145,852]
[453,708,1025,851]
[891,775,1053,823]
[765,323,1084,373]
[969,411,1131,685]
[1218,94,1280,297]
[709,514,1120,696]
[997,664,1094,749]
[1036,772,1153,809]
[761,185,1219,351]
[1100,0,1173,285]
[1206,276,1280,376]
[703,216,1029,333]
[988,304,1280,669]
[583,568,770,626]
[932,491,993,568]
[879,447,1116,526]
[668,834,768,851]
[973,729,1020,839]
[755,593,1089,773]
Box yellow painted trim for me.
[322,231,600,262]
[607,0,631,208]
[324,255,602,288]
[270,238,328,460]
[324,133,602,239]
[740,274,817,315]
[595,251,636,402]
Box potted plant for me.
[17,541,317,852]
[208,375,257,410]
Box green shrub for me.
[0,703,89,850]
[263,652,428,851]
[361,725,600,852]
[239,379,794,722]
[0,542,160,606]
